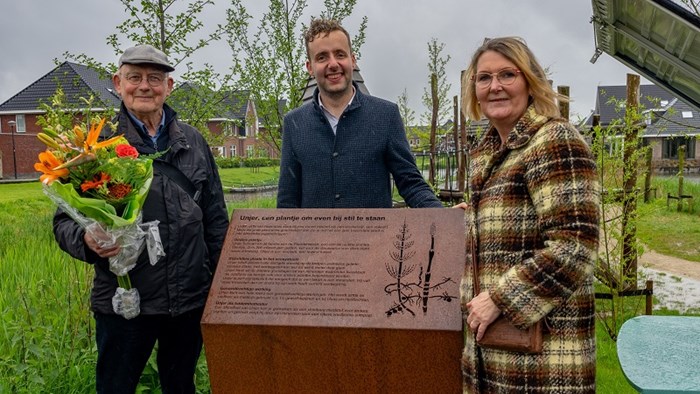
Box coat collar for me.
[503,105,551,150]
[112,102,189,156]
[469,106,552,199]
[312,81,363,114]
[472,105,551,154]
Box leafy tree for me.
[225,0,368,152]
[36,88,116,138]
[62,0,232,145]
[398,88,428,151]
[397,88,416,129]
[420,38,452,129]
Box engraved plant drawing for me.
[385,220,456,317]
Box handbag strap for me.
[470,234,481,295]
[153,160,201,203]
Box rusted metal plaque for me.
[203,208,465,331]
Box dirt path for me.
[639,249,700,281]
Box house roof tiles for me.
[170,82,250,121]
[583,84,674,127]
[0,61,120,113]
[580,84,700,137]
[645,98,700,137]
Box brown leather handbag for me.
[470,236,543,354]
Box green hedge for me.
[215,157,280,169]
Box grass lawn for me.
[0,166,281,200]
[218,166,279,189]
[637,199,700,262]
[0,182,44,202]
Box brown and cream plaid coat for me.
[461,107,600,393]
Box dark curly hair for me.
[304,18,352,59]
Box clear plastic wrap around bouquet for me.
[35,118,165,319]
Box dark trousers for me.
[94,307,204,394]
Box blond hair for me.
[461,36,566,121]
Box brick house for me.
[583,85,700,173]
[0,62,118,179]
[0,61,273,179]
[169,82,278,161]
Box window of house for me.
[682,111,693,119]
[604,135,625,157]
[246,145,254,157]
[15,115,26,133]
[213,146,225,157]
[238,121,247,137]
[246,123,254,138]
[230,145,237,157]
[223,122,233,135]
[662,137,696,159]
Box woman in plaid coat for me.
[459,37,600,393]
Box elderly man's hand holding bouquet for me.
[35,118,165,319]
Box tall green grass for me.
[651,176,700,213]
[596,319,637,393]
[0,180,277,393]
[0,197,96,393]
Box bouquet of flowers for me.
[35,118,164,319]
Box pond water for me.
[656,173,700,183]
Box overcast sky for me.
[0,0,648,122]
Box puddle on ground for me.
[640,268,700,314]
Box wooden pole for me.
[429,73,438,186]
[591,114,601,159]
[557,86,570,119]
[645,280,653,315]
[644,149,653,203]
[458,70,468,195]
[678,145,686,212]
[451,95,460,196]
[622,74,640,290]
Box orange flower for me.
[80,172,111,192]
[84,118,122,152]
[54,119,124,170]
[34,150,69,185]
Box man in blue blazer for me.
[277,18,443,209]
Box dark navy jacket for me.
[277,83,442,208]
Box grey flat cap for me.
[119,44,175,72]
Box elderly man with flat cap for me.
[53,44,229,393]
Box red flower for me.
[115,144,139,158]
